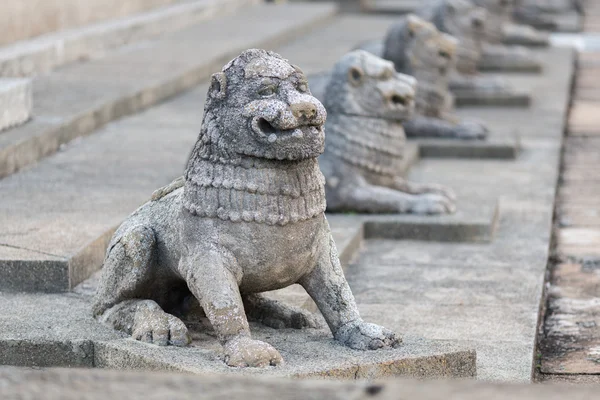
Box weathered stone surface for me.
[0,2,338,179]
[17,366,600,400]
[0,0,184,46]
[539,45,600,377]
[540,262,600,374]
[0,78,31,131]
[0,0,259,77]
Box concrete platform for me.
[0,2,338,179]
[0,78,31,131]
[0,291,476,379]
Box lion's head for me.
[189,49,327,164]
[472,0,514,43]
[323,50,417,122]
[382,15,457,116]
[423,0,488,74]
[384,15,456,77]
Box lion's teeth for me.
[292,129,303,138]
[268,134,278,143]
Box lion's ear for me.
[210,72,227,100]
[348,66,364,87]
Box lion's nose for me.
[290,102,318,122]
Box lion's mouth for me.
[252,117,323,143]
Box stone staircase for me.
[0,1,336,178]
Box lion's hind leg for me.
[92,225,190,346]
[243,293,321,330]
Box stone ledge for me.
[0,292,476,379]
[0,78,31,131]
[6,366,600,399]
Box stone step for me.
[0,292,476,379]
[0,2,338,179]
[0,0,259,77]
[0,78,32,131]
[7,367,600,400]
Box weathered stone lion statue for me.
[471,0,542,72]
[319,50,456,214]
[473,0,549,47]
[419,0,522,99]
[380,15,488,139]
[513,0,581,30]
[93,49,400,368]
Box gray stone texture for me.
[0,78,32,131]
[0,0,260,77]
[0,2,338,179]
[31,366,600,400]
[0,0,193,46]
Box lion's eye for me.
[258,85,277,97]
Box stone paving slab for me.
[0,0,259,77]
[0,2,338,179]
[0,79,31,132]
[540,261,600,374]
[10,367,600,400]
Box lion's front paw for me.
[455,120,488,140]
[132,307,191,347]
[335,320,401,350]
[409,193,456,215]
[223,336,283,368]
[409,182,456,202]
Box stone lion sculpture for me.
[319,50,456,214]
[513,0,581,30]
[380,15,488,140]
[473,0,549,47]
[93,49,400,368]
[471,0,542,72]
[419,0,520,99]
